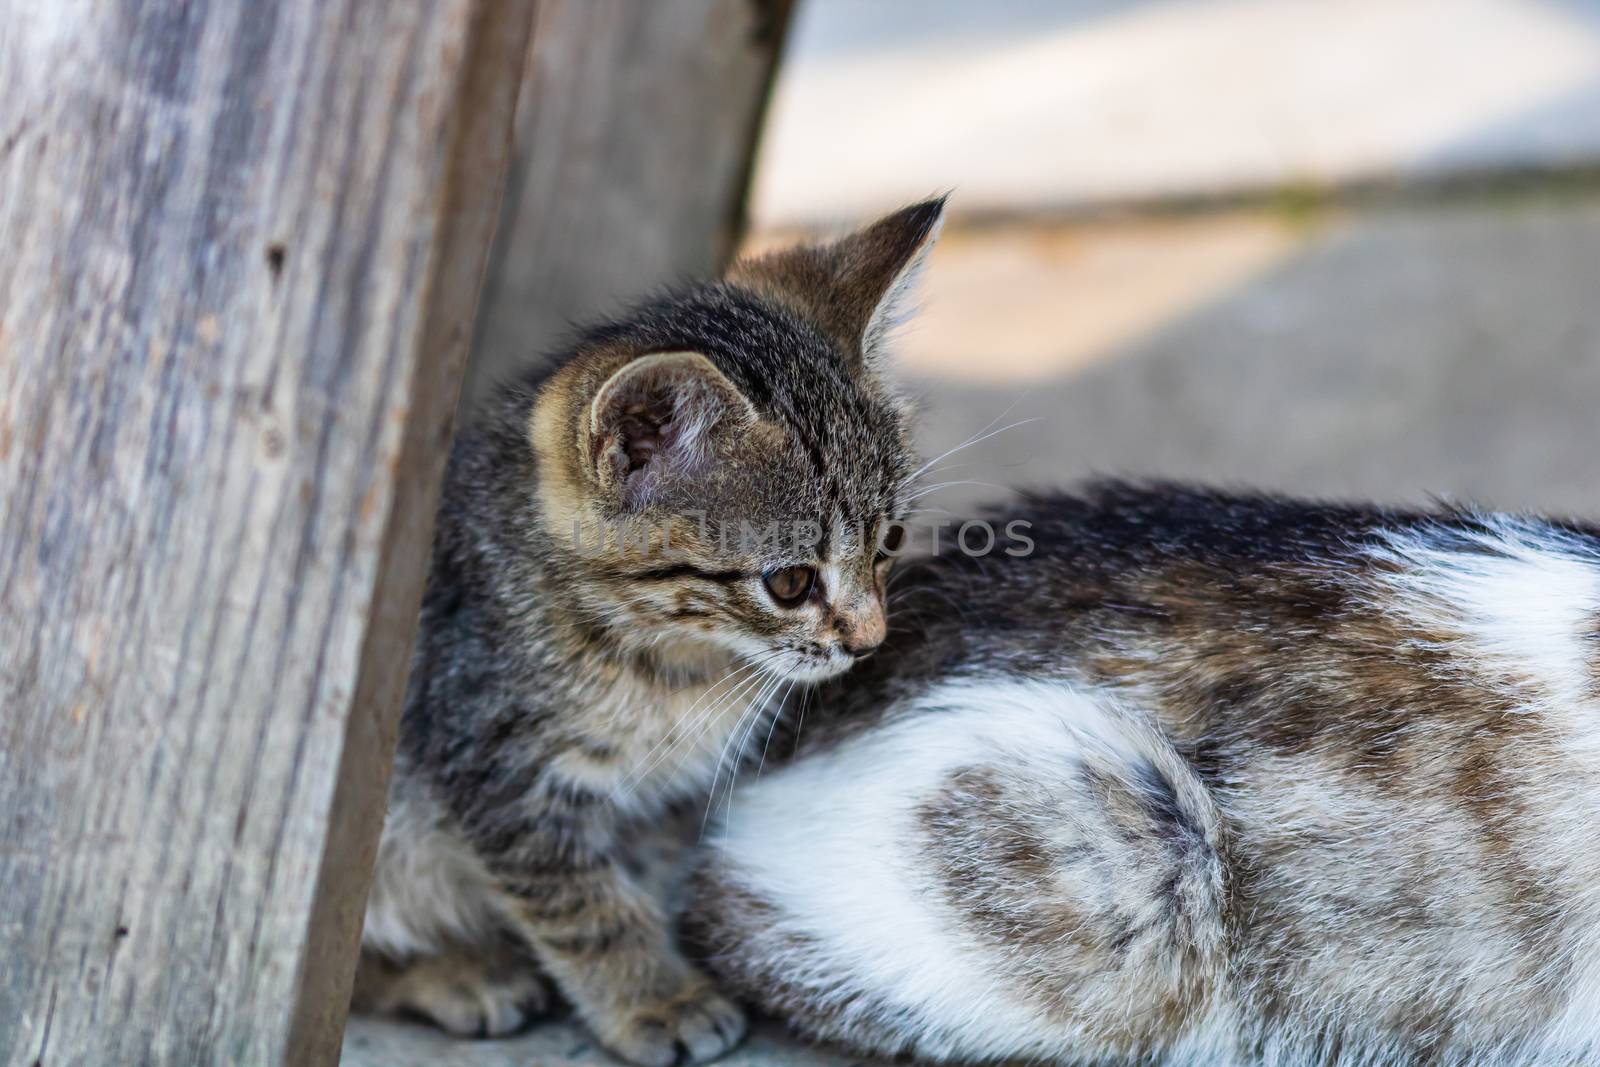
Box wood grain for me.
[460,0,793,410]
[0,2,532,1064]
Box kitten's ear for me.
[731,196,946,369]
[830,197,946,363]
[587,351,756,508]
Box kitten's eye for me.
[877,522,906,558]
[763,565,816,607]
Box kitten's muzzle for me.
[830,597,887,657]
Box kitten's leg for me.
[359,769,554,1037]
[502,861,745,1067]
[481,800,745,1067]
[351,943,553,1038]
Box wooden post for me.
[0,2,533,1065]
[460,0,793,409]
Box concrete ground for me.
[902,188,1600,522]
[342,186,1600,1067]
[753,0,1600,225]
[342,1018,856,1067]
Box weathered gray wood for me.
[461,0,793,410]
[0,2,533,1065]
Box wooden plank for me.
[0,2,533,1065]
[460,0,793,409]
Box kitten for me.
[686,483,1600,1067]
[354,201,943,1065]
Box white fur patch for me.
[705,676,1165,1062]
[1368,519,1600,1060]
[1367,518,1600,719]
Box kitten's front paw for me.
[357,948,552,1038]
[407,964,550,1038]
[595,980,747,1066]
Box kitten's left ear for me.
[730,196,946,369]
[586,351,757,508]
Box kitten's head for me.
[529,199,943,682]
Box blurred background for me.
[355,1,1600,1063]
[744,0,1600,519]
[463,0,1600,535]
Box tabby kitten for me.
[687,483,1600,1066]
[355,201,943,1065]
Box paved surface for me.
[341,1018,862,1067]
[343,189,1600,1066]
[903,191,1600,522]
[753,0,1600,225]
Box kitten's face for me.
[530,201,943,683]
[616,383,912,683]
[595,418,911,683]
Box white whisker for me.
[900,416,1041,491]
[756,677,800,780]
[702,671,786,832]
[625,658,780,783]
[904,479,1011,504]
[719,674,793,828]
[612,650,787,797]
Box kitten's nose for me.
[834,603,886,658]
